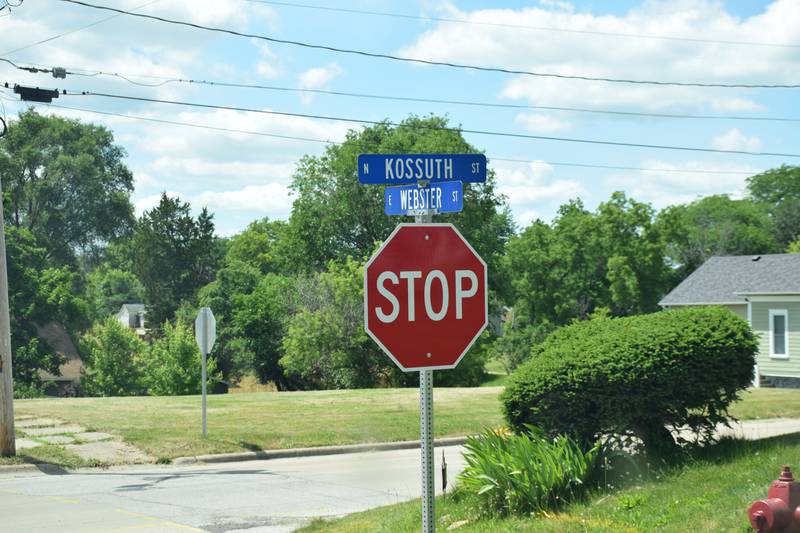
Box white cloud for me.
[514,113,571,133]
[711,128,762,152]
[493,160,584,226]
[604,159,760,208]
[193,183,293,219]
[711,98,766,112]
[297,63,343,104]
[398,0,799,113]
[254,43,282,80]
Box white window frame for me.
[769,309,789,359]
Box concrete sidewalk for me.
[719,417,800,440]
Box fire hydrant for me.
[749,466,800,532]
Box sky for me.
[0,0,798,236]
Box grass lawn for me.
[300,432,800,532]
[9,386,800,465]
[13,387,505,461]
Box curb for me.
[172,436,469,465]
[0,463,65,475]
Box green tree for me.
[132,193,221,326]
[789,237,800,253]
[79,317,147,396]
[197,260,261,381]
[747,165,800,247]
[657,195,779,280]
[280,258,387,389]
[226,218,289,274]
[233,273,297,389]
[85,266,145,321]
[6,226,86,385]
[506,193,668,327]
[0,109,135,263]
[142,321,216,396]
[283,116,513,296]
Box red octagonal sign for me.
[364,223,488,371]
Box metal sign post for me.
[361,153,488,533]
[194,307,216,438]
[415,204,435,533]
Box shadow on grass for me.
[692,431,800,464]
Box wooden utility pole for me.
[0,119,15,457]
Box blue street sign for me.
[359,154,486,184]
[384,182,463,216]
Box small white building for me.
[116,303,147,336]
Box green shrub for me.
[457,426,601,516]
[80,317,147,396]
[142,321,217,396]
[502,307,758,458]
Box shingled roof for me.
[659,254,800,306]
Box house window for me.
[770,310,789,358]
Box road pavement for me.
[0,444,467,533]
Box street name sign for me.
[358,154,487,184]
[384,181,463,216]
[364,223,488,371]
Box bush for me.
[502,307,758,458]
[457,426,601,516]
[80,317,147,396]
[141,321,217,396]
[492,321,555,373]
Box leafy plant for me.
[141,321,218,396]
[80,317,147,396]
[502,307,758,459]
[457,426,601,516]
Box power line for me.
[54,0,800,90]
[8,84,793,158]
[246,0,800,50]
[6,61,796,123]
[1,0,161,57]
[36,100,759,177]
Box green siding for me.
[723,304,748,320]
[753,301,800,378]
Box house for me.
[37,323,83,397]
[116,303,147,337]
[659,254,800,388]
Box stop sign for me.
[364,223,488,371]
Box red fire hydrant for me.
[749,466,800,532]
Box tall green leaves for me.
[458,426,601,516]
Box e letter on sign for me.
[364,223,488,371]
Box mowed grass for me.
[301,432,800,533]
[13,387,504,461]
[729,387,800,420]
[10,386,800,464]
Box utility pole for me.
[0,117,15,456]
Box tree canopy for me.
[0,109,135,264]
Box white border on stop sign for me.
[363,222,488,372]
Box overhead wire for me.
[54,0,800,89]
[3,59,797,123]
[245,0,800,49]
[0,0,161,56]
[4,83,793,158]
[34,100,759,177]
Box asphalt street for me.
[0,444,467,533]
